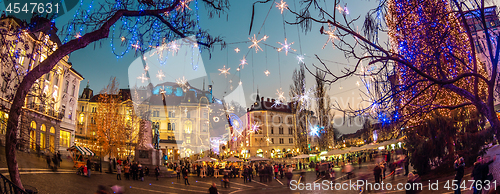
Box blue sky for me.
[49,0,380,134]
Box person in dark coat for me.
[57,151,62,167]
[373,164,382,183]
[182,166,190,185]
[155,166,160,180]
[454,157,465,194]
[472,157,483,194]
[209,183,218,194]
[243,165,248,183]
[145,166,149,177]
[139,164,144,181]
[86,158,92,177]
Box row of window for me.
[270,127,294,135]
[270,138,293,144]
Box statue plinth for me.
[135,119,162,166]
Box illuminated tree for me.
[3,0,229,189]
[92,77,126,158]
[290,64,309,153]
[314,69,338,150]
[284,0,500,143]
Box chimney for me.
[267,98,270,102]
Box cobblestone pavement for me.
[2,145,500,193]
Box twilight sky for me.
[40,0,390,134]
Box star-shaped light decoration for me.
[168,41,180,55]
[218,65,231,78]
[239,56,248,69]
[176,0,192,12]
[137,73,149,83]
[176,76,190,91]
[234,48,240,53]
[276,88,286,103]
[344,6,349,15]
[120,36,126,42]
[277,38,295,56]
[250,121,261,133]
[271,99,283,108]
[248,34,268,53]
[336,4,344,13]
[149,38,168,58]
[156,70,165,81]
[322,25,338,49]
[131,41,141,51]
[292,87,314,111]
[264,70,270,76]
[275,0,288,14]
[297,55,305,64]
[143,64,149,72]
[74,32,82,39]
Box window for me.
[60,130,71,148]
[72,85,76,96]
[168,123,172,130]
[288,127,293,134]
[64,81,69,93]
[81,106,84,112]
[271,138,274,144]
[288,118,292,124]
[186,137,191,144]
[79,113,84,124]
[168,111,175,118]
[279,138,284,144]
[279,127,283,134]
[289,138,293,144]
[186,111,191,118]
[92,107,96,113]
[202,123,207,132]
[54,72,59,86]
[172,123,175,131]
[271,127,274,134]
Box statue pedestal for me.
[135,149,163,166]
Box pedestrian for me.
[390,162,396,180]
[472,157,483,194]
[298,161,302,170]
[145,166,149,177]
[404,156,410,176]
[274,165,279,178]
[113,158,117,170]
[454,157,465,194]
[197,164,201,177]
[373,164,381,183]
[330,168,336,183]
[182,166,190,185]
[209,183,218,194]
[176,165,182,180]
[358,157,362,169]
[57,151,62,167]
[279,164,284,179]
[132,162,139,180]
[315,164,320,177]
[243,165,248,183]
[87,158,92,178]
[155,165,160,181]
[381,162,386,179]
[286,165,294,187]
[124,164,130,180]
[46,155,51,169]
[117,164,122,180]
[223,170,230,188]
[139,164,144,181]
[52,154,59,170]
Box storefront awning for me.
[67,146,95,156]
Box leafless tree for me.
[4,0,229,189]
[268,0,500,142]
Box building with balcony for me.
[0,16,83,154]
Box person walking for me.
[279,164,284,179]
[390,162,397,180]
[454,157,465,194]
[46,155,51,169]
[116,164,122,180]
[87,158,92,178]
[373,164,382,183]
[274,165,279,179]
[124,164,130,180]
[472,157,483,194]
[176,165,182,180]
[132,162,138,180]
[139,164,144,181]
[155,165,160,181]
[182,166,190,185]
[145,166,149,177]
[381,162,386,179]
[243,165,248,183]
[57,151,62,167]
[286,165,294,187]
[209,183,218,194]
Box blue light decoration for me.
[309,125,323,137]
[229,113,244,134]
[175,87,183,96]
